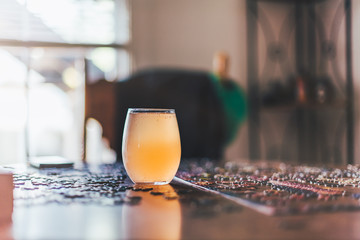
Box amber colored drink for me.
[122,109,181,184]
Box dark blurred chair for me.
[114,68,227,161]
[85,79,116,149]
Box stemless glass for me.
[122,108,181,185]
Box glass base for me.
[134,181,170,185]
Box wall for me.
[131,0,247,83]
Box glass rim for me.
[128,108,175,114]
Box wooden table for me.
[1,164,360,240]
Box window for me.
[0,0,130,164]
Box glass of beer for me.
[122,108,181,185]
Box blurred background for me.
[0,0,359,166]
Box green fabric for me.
[210,73,247,145]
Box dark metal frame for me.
[246,0,354,164]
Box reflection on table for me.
[122,184,181,240]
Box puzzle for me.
[176,160,360,215]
